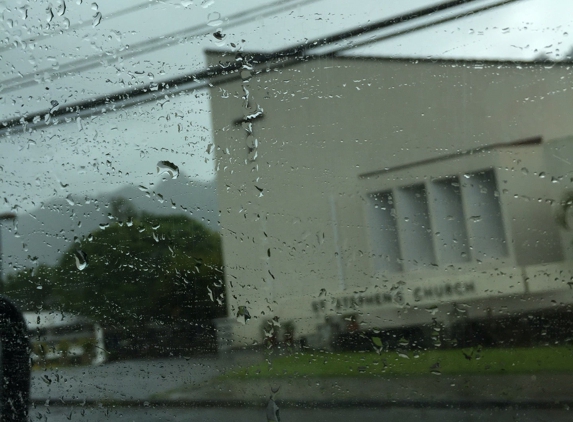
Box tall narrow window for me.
[394,184,435,271]
[367,191,401,273]
[428,177,470,264]
[461,170,507,261]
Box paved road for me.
[28,405,573,422]
[31,357,228,401]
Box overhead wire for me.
[0,0,163,54]
[0,0,323,95]
[328,0,522,57]
[0,0,525,135]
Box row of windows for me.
[367,169,507,273]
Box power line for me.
[0,0,322,94]
[0,0,523,136]
[0,0,162,55]
[327,0,522,56]
[269,0,496,58]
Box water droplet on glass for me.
[91,2,99,11]
[46,7,54,23]
[207,12,222,26]
[245,134,257,149]
[236,306,251,324]
[65,194,74,206]
[56,0,66,16]
[74,250,88,270]
[50,100,59,114]
[201,0,214,8]
[156,161,179,179]
[92,12,102,27]
[18,6,28,20]
[539,172,546,178]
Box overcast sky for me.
[1,0,573,214]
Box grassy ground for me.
[225,346,573,379]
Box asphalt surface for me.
[31,357,228,402]
[29,351,573,419]
[28,405,573,422]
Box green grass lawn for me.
[225,346,573,379]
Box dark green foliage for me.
[4,200,225,328]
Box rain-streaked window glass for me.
[2,0,573,420]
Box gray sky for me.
[1,0,573,214]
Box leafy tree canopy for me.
[4,197,225,328]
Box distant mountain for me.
[0,173,218,276]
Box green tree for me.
[4,265,57,310]
[4,204,225,328]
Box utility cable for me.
[0,0,322,94]
[328,0,522,57]
[0,0,162,54]
[0,0,524,135]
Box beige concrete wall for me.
[208,53,573,346]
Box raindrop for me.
[539,172,546,179]
[18,6,28,20]
[152,231,159,242]
[65,194,75,206]
[50,100,59,114]
[469,215,481,222]
[99,222,109,230]
[92,12,102,27]
[74,250,88,270]
[207,12,223,26]
[201,0,214,8]
[91,2,99,11]
[157,161,179,179]
[46,7,54,22]
[236,306,251,324]
[213,30,225,40]
[56,0,66,16]
[430,362,440,375]
[246,134,257,149]
[247,149,258,161]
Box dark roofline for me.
[1,0,528,135]
[1,51,566,137]
[207,48,573,67]
[359,136,543,179]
